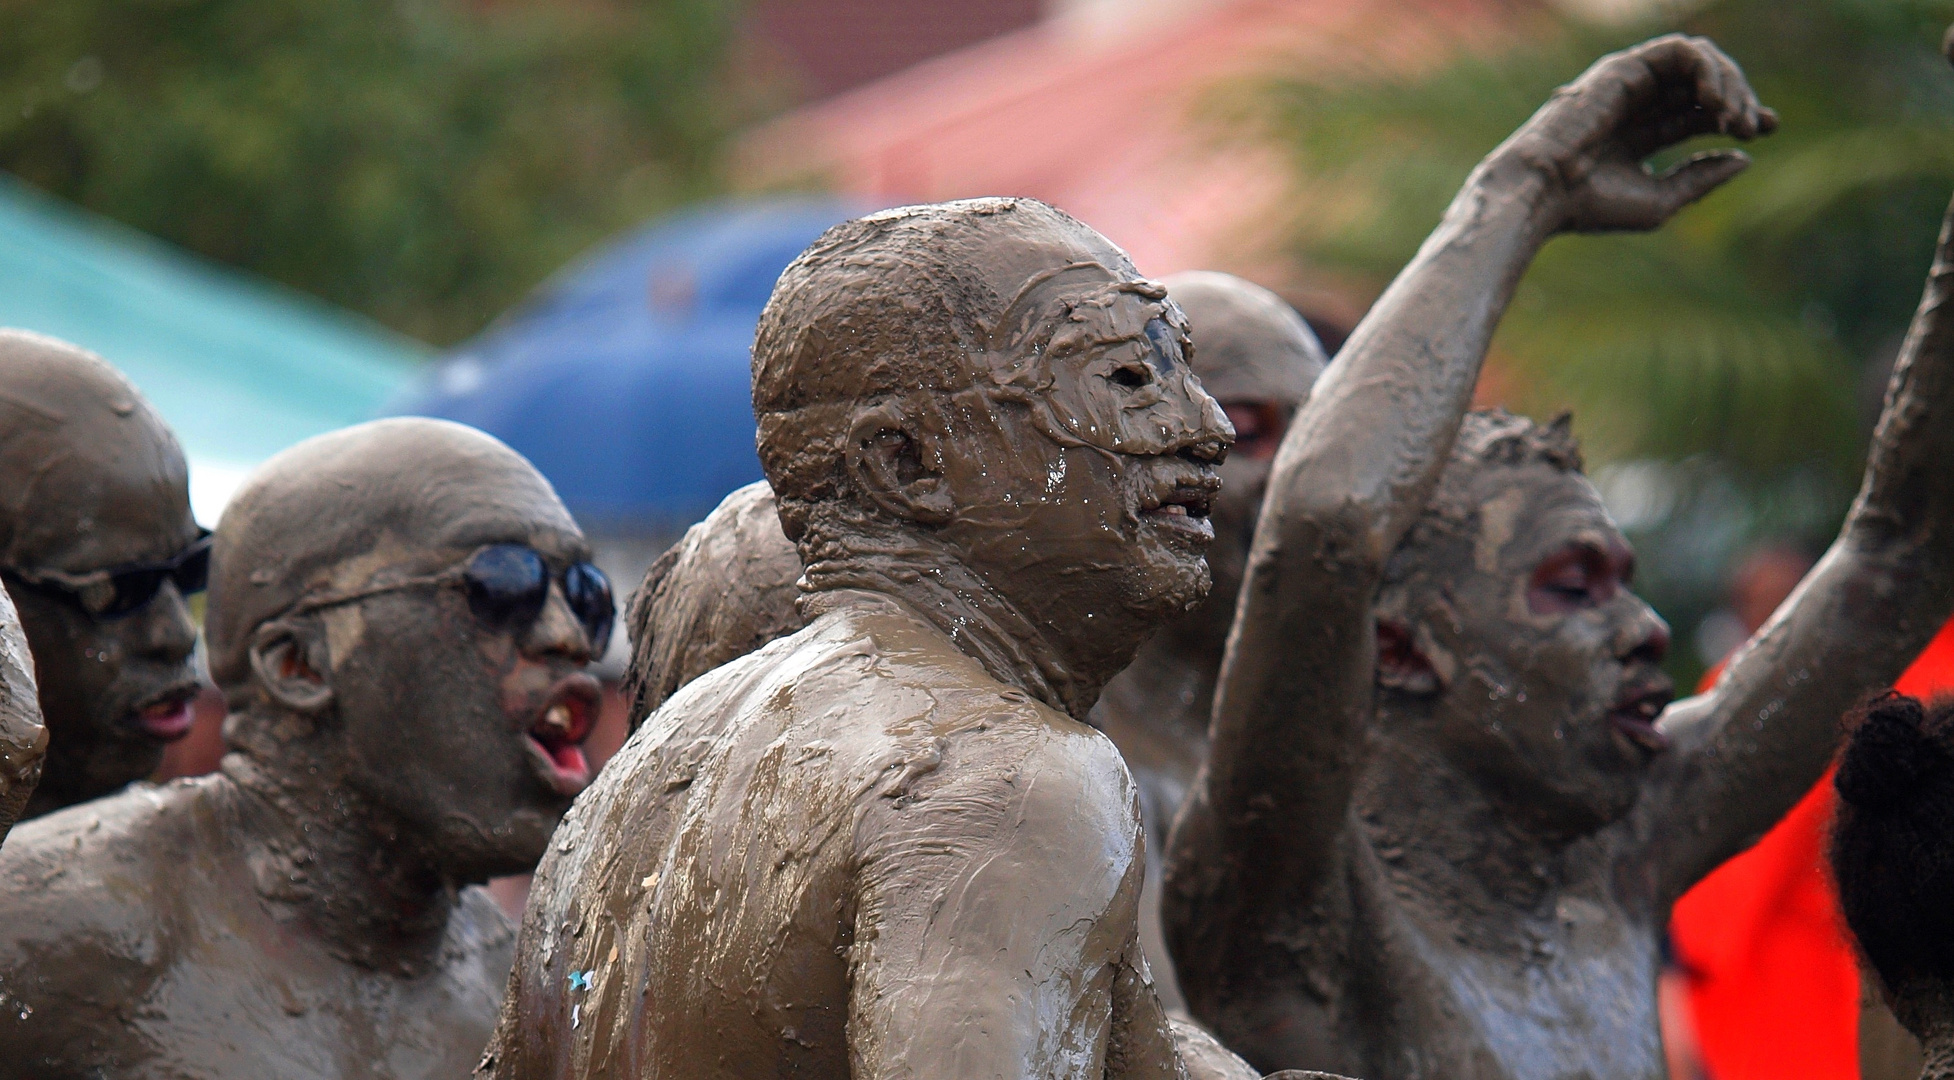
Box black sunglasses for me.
[3,530,212,620]
[291,544,614,654]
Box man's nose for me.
[521,584,595,665]
[134,582,197,662]
[1614,599,1671,666]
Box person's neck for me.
[1092,617,1218,751]
[1357,722,1581,950]
[223,742,455,975]
[802,529,1150,720]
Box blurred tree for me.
[1257,0,1954,680]
[0,0,758,345]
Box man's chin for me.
[1123,546,1213,620]
[432,808,563,882]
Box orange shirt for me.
[1671,617,1954,1078]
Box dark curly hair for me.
[1830,690,1954,994]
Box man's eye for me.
[1109,365,1151,388]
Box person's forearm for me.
[1847,196,1954,562]
[1654,193,1954,899]
[1263,151,1558,563]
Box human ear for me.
[247,620,335,715]
[845,402,954,527]
[1375,618,1440,696]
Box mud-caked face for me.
[6,469,202,806]
[1185,399,1290,650]
[312,507,602,882]
[950,275,1233,627]
[1393,463,1673,833]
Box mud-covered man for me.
[1163,35,1954,1080]
[615,275,1326,1013]
[0,418,612,1078]
[0,332,204,818]
[481,198,1283,1080]
[620,273,1330,825]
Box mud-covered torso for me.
[1230,819,1665,1080]
[490,591,1155,1080]
[0,776,514,1080]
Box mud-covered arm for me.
[0,583,46,843]
[1647,189,1954,906]
[847,732,1180,1080]
[1164,35,1771,982]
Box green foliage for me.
[1258,0,1954,677]
[0,0,751,345]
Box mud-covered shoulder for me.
[0,776,219,929]
[0,776,225,1057]
[842,600,1146,908]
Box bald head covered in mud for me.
[0,332,202,818]
[0,418,608,1079]
[482,197,1269,1080]
[621,480,808,723]
[1164,34,1954,1080]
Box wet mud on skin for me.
[482,198,1271,1080]
[1166,34,1954,1080]
[0,584,46,842]
[0,332,201,819]
[0,418,599,1078]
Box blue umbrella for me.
[388,197,869,530]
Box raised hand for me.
[0,583,46,840]
[1496,34,1776,234]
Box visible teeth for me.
[541,703,572,734]
[1159,504,1187,516]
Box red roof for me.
[737,0,1534,294]
[747,0,1043,99]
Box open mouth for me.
[130,685,199,742]
[1140,484,1217,541]
[524,679,600,797]
[1607,687,1674,753]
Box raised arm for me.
[1649,176,1954,905]
[1165,36,1772,972]
[0,583,45,843]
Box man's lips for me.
[131,687,199,742]
[1607,687,1674,753]
[523,676,601,798]
[1140,483,1217,540]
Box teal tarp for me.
[0,174,424,492]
